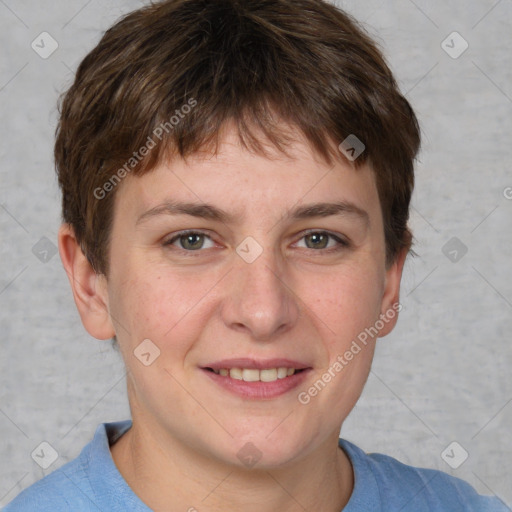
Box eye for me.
[163,229,350,254]
[295,231,349,251]
[163,230,216,251]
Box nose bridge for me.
[222,240,300,340]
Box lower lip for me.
[201,368,311,400]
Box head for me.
[56,0,420,468]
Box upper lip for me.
[202,358,311,371]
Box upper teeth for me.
[213,367,296,382]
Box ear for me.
[377,247,408,338]
[58,224,115,340]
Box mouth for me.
[200,358,312,399]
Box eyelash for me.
[162,229,350,255]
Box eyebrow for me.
[136,200,370,227]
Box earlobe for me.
[378,247,408,338]
[58,224,115,340]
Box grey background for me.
[1,0,511,508]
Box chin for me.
[215,426,312,470]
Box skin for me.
[59,123,407,512]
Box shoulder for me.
[3,421,135,512]
[2,455,94,511]
[339,438,508,511]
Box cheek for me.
[110,275,170,344]
[293,266,382,421]
[110,264,220,350]
[303,263,383,347]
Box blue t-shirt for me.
[3,420,508,511]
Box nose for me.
[220,244,301,342]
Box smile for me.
[205,367,302,382]
[201,359,312,399]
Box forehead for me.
[114,123,380,225]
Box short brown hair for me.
[55,0,421,275]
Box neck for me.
[111,419,354,512]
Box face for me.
[70,125,405,468]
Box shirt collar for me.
[84,421,377,512]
